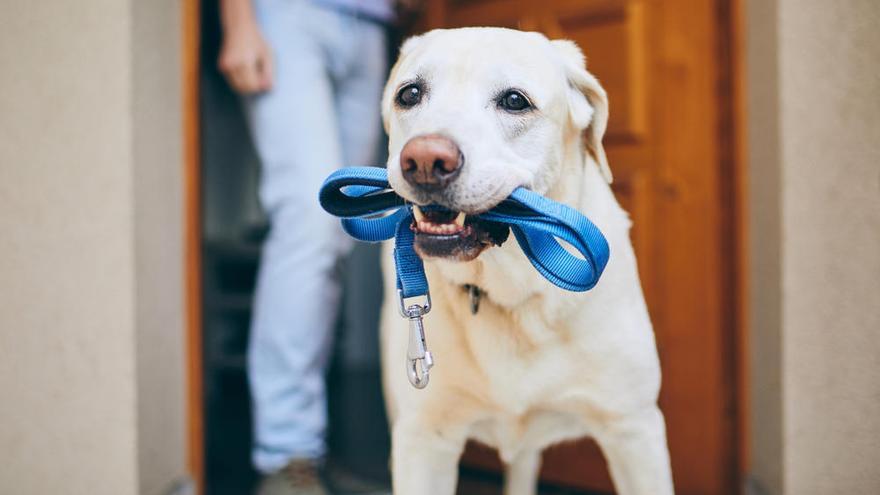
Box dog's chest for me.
[468,408,592,463]
[455,294,599,390]
[458,310,605,461]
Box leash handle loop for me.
[318,167,610,295]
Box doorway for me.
[188,3,393,494]
[183,1,747,493]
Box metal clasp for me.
[397,289,433,389]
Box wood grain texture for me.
[718,0,749,484]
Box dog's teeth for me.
[453,212,466,227]
[413,206,426,222]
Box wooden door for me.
[418,1,745,493]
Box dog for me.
[378,27,674,495]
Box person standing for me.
[218,1,394,493]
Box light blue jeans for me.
[244,0,387,473]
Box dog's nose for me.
[400,135,463,190]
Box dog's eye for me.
[498,90,532,113]
[396,83,423,108]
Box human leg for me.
[245,0,347,474]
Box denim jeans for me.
[244,0,387,473]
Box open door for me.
[419,1,747,493]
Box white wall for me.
[0,1,186,494]
[748,0,880,493]
[131,1,187,493]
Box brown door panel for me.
[465,440,615,492]
[420,1,740,493]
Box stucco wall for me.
[748,0,880,493]
[131,1,187,494]
[0,1,185,494]
[778,0,880,492]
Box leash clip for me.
[398,289,433,389]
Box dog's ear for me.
[551,40,612,183]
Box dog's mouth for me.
[411,205,509,261]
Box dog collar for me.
[319,166,610,388]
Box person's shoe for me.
[321,460,391,495]
[255,459,329,495]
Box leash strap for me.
[480,188,609,291]
[319,167,610,298]
[318,167,428,299]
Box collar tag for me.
[464,284,483,315]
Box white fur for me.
[379,28,674,495]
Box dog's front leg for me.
[594,406,675,495]
[391,415,468,495]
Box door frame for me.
[180,0,750,492]
[721,0,750,485]
[182,0,204,492]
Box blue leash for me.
[318,166,610,388]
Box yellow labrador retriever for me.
[379,28,674,495]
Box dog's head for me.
[382,28,610,261]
